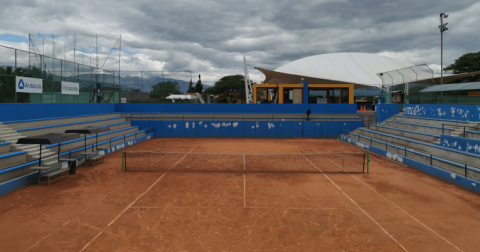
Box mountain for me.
[74,74,210,94]
[119,76,192,93]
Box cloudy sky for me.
[0,0,479,85]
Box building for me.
[253,52,480,104]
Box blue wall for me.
[440,134,480,155]
[131,120,364,138]
[340,134,480,195]
[0,104,116,122]
[116,103,357,114]
[403,104,480,122]
[376,104,401,124]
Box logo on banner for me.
[61,81,80,95]
[18,79,25,89]
[16,77,43,93]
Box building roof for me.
[165,94,197,100]
[419,82,480,93]
[255,52,480,89]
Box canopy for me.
[255,52,480,88]
[16,133,81,145]
[419,82,480,92]
[65,126,110,134]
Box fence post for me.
[465,164,467,177]
[124,135,126,142]
[442,124,444,134]
[405,148,407,157]
[385,142,388,151]
[464,127,466,138]
[430,155,433,166]
[110,139,112,147]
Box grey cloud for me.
[0,0,479,85]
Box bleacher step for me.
[13,145,39,152]
[0,129,16,134]
[2,136,26,142]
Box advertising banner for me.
[61,81,80,95]
[15,77,43,93]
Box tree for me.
[194,74,203,93]
[0,66,35,103]
[187,79,194,93]
[149,81,181,98]
[204,74,248,103]
[443,51,480,83]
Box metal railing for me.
[341,132,479,179]
[442,124,479,137]
[32,127,155,160]
[127,113,362,122]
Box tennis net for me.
[123,152,366,173]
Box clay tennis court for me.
[1,138,480,251]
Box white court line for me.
[350,175,463,251]
[297,150,408,252]
[79,146,197,252]
[243,174,246,207]
[309,147,462,252]
[129,206,337,210]
[24,234,51,252]
[24,185,123,252]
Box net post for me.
[366,152,370,173]
[243,154,246,171]
[122,151,125,172]
[342,153,345,172]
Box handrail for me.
[31,127,155,160]
[340,132,479,178]
[127,114,362,122]
[442,123,479,137]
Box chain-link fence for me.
[0,44,119,103]
[406,92,480,104]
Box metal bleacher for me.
[344,113,480,181]
[0,113,146,184]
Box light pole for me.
[439,13,449,103]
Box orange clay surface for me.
[1,138,480,252]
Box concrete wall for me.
[340,134,480,195]
[0,104,116,122]
[376,104,400,124]
[403,104,480,122]
[116,103,358,114]
[131,120,364,138]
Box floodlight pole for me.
[439,13,449,103]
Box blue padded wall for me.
[403,104,480,122]
[131,120,363,139]
[116,103,357,114]
[0,104,115,122]
[196,121,209,138]
[376,104,401,124]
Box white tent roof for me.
[256,52,480,89]
[277,53,413,88]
